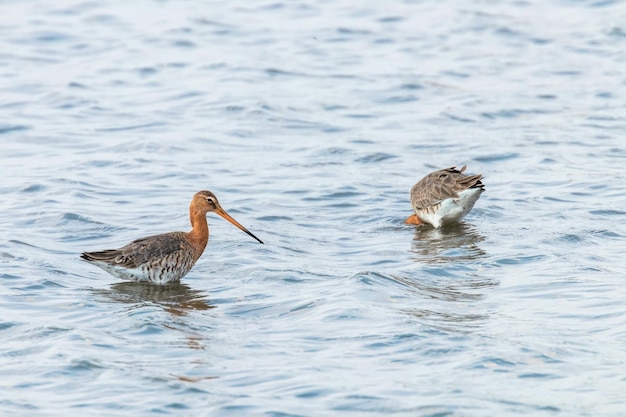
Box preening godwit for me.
[81,191,263,284]
[405,166,484,228]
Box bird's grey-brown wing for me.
[410,166,484,210]
[81,232,193,268]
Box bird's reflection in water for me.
[401,222,495,333]
[94,282,216,356]
[410,222,486,264]
[101,281,215,317]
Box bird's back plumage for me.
[81,232,200,284]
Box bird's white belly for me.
[91,261,186,284]
[420,188,483,228]
[92,262,151,281]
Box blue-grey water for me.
[2,0,626,415]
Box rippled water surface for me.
[2,0,626,415]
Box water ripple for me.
[1,0,626,415]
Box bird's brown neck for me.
[187,207,209,258]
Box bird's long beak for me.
[215,207,264,244]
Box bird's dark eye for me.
[439,174,448,179]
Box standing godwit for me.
[81,191,263,284]
[405,166,485,228]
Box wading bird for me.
[81,191,263,284]
[405,166,484,228]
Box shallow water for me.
[2,0,626,415]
